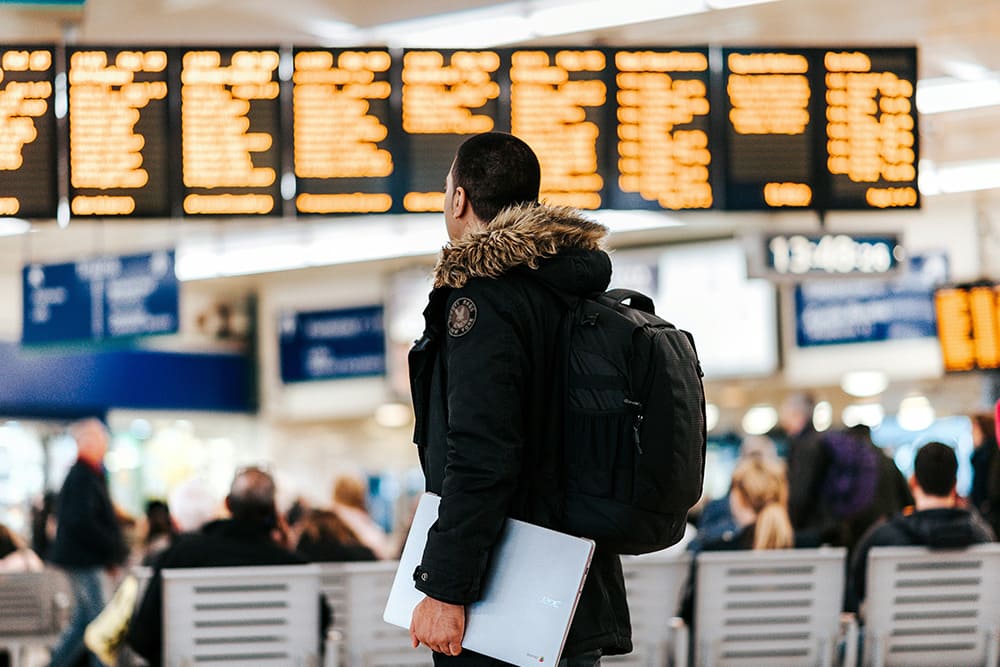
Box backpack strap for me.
[602,289,656,314]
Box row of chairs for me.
[3,544,999,666]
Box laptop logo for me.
[539,596,562,609]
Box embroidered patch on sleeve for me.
[447,297,478,337]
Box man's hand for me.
[410,596,465,656]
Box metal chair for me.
[692,548,850,667]
[0,569,65,667]
[862,543,1000,667]
[162,564,321,667]
[605,554,692,667]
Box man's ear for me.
[451,185,468,220]
[224,495,232,514]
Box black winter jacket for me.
[409,204,632,658]
[127,518,327,666]
[50,459,125,568]
[847,507,995,613]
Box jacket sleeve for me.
[415,282,528,604]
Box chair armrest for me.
[669,617,689,667]
[840,612,859,667]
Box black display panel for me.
[0,46,57,219]
[400,49,503,212]
[606,48,713,210]
[293,48,396,215]
[721,48,819,210]
[67,48,172,217]
[178,48,282,216]
[821,48,919,210]
[508,48,608,210]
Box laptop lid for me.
[384,493,595,667]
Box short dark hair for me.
[914,442,958,497]
[452,132,540,223]
[227,467,277,525]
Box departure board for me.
[722,48,817,210]
[401,49,501,212]
[179,48,281,216]
[608,48,713,210]
[293,49,395,215]
[935,285,1000,372]
[0,46,57,219]
[510,49,607,210]
[822,48,919,209]
[68,48,171,217]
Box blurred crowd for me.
[1,396,999,665]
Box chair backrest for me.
[0,570,56,636]
[864,544,1000,667]
[162,564,321,667]
[336,561,432,667]
[605,554,692,667]
[694,548,847,667]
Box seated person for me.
[848,441,996,614]
[680,456,796,622]
[296,508,377,562]
[126,467,329,666]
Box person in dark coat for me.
[779,392,831,538]
[848,442,995,615]
[407,132,630,665]
[970,411,1000,536]
[49,418,126,667]
[126,467,329,666]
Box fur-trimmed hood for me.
[433,204,609,289]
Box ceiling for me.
[1,0,998,273]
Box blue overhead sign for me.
[795,252,948,347]
[22,250,179,345]
[279,305,386,383]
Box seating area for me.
[4,546,1000,667]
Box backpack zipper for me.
[624,399,644,454]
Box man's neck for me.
[915,495,956,511]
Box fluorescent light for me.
[742,404,777,435]
[591,209,684,233]
[530,0,704,37]
[813,401,833,432]
[841,370,889,398]
[843,403,884,428]
[0,217,30,237]
[373,3,531,48]
[897,395,935,432]
[374,403,412,429]
[917,76,1000,114]
[920,159,1000,195]
[705,403,720,432]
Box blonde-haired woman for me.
[727,456,795,550]
[680,457,797,622]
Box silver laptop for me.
[384,493,595,667]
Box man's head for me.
[911,441,958,506]
[445,132,540,241]
[225,467,278,526]
[70,418,110,465]
[778,392,816,437]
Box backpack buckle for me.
[580,313,599,326]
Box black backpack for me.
[556,288,707,554]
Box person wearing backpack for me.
[407,133,636,665]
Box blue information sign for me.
[795,252,948,347]
[279,305,386,383]
[22,250,178,345]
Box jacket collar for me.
[432,204,608,289]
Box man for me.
[49,418,126,667]
[779,392,830,536]
[848,442,995,614]
[408,132,630,665]
[126,467,327,665]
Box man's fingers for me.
[449,642,462,656]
